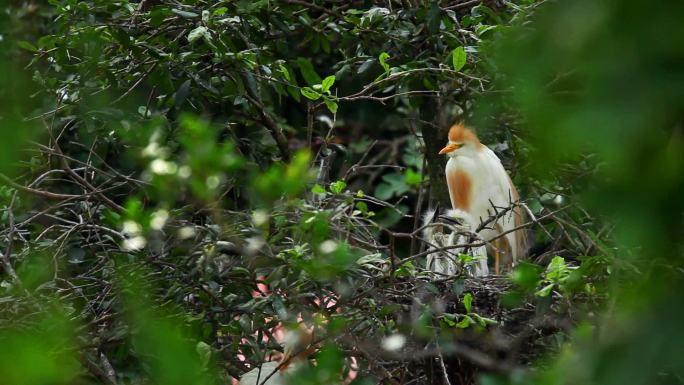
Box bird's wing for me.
[477,147,514,207]
[239,361,283,385]
[476,146,528,260]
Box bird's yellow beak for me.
[439,143,461,154]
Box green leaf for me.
[476,24,498,36]
[150,7,171,27]
[548,256,567,273]
[324,99,338,114]
[171,9,199,18]
[536,283,555,297]
[442,314,457,327]
[379,304,401,316]
[395,261,417,278]
[404,168,422,186]
[287,86,301,102]
[357,59,375,74]
[378,52,390,73]
[427,2,441,34]
[456,315,472,329]
[213,7,228,16]
[279,64,292,82]
[321,75,336,92]
[174,79,192,110]
[37,35,55,49]
[195,341,212,367]
[474,314,498,326]
[472,4,503,24]
[137,106,151,118]
[312,184,326,194]
[374,172,410,200]
[452,46,467,71]
[329,180,347,194]
[272,297,288,319]
[463,292,473,313]
[335,63,351,80]
[452,279,465,296]
[296,57,322,85]
[187,26,210,43]
[511,262,543,290]
[17,40,38,52]
[473,313,487,327]
[458,254,475,264]
[300,87,321,100]
[425,283,440,295]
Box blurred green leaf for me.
[535,283,554,297]
[0,313,80,385]
[511,262,543,291]
[456,315,472,329]
[404,168,422,186]
[378,52,390,73]
[301,87,321,100]
[171,9,199,18]
[374,172,410,200]
[321,75,336,92]
[297,57,323,85]
[452,46,467,71]
[463,292,473,314]
[330,180,347,194]
[312,184,326,194]
[187,26,210,43]
[324,98,338,113]
[17,40,37,52]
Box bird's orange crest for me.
[447,122,480,143]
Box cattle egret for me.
[439,122,528,273]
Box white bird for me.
[438,122,528,274]
[422,208,488,277]
[239,361,287,385]
[239,326,316,385]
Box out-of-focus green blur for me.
[495,0,684,255]
[0,4,39,176]
[486,1,684,384]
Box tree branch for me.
[241,75,292,162]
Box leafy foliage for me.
[3,1,679,385]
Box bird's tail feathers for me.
[512,204,530,261]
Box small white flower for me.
[122,220,142,236]
[150,159,178,175]
[178,165,192,178]
[319,240,338,254]
[381,334,406,352]
[206,175,220,189]
[252,210,269,227]
[123,236,147,251]
[150,209,169,230]
[177,226,196,240]
[142,142,161,158]
[553,194,564,206]
[245,237,265,255]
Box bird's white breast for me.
[445,148,516,240]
